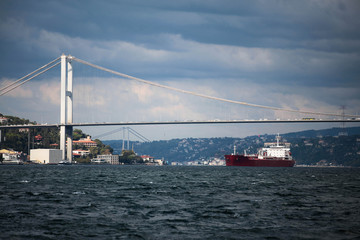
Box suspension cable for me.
[93,127,150,142]
[93,127,126,139]
[128,127,150,142]
[73,57,358,118]
[0,57,61,93]
[0,61,60,96]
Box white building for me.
[91,158,107,164]
[141,155,165,165]
[30,149,62,164]
[73,149,90,157]
[1,150,23,164]
[97,154,119,165]
[0,117,8,124]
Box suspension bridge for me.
[1,54,360,162]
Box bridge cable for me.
[73,57,358,118]
[93,127,125,139]
[128,127,150,142]
[93,127,150,142]
[0,61,61,96]
[0,57,61,94]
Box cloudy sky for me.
[1,0,360,140]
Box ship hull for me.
[225,155,295,167]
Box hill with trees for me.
[0,114,112,163]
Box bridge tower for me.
[60,54,73,162]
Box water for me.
[1,165,360,239]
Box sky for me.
[1,0,360,141]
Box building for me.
[171,162,183,166]
[18,128,29,133]
[34,134,43,142]
[0,149,24,164]
[141,155,154,162]
[91,158,107,164]
[0,117,8,124]
[30,149,62,164]
[208,158,226,166]
[73,149,90,157]
[97,154,119,165]
[73,136,97,148]
[141,155,165,165]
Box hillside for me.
[0,114,112,162]
[282,127,360,139]
[104,127,360,167]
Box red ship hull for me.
[225,154,295,167]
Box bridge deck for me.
[1,119,360,129]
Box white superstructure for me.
[257,134,292,160]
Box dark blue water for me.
[1,165,360,239]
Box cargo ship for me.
[225,134,295,167]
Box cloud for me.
[0,18,34,41]
[0,78,34,98]
[1,14,359,86]
[39,80,60,105]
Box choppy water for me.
[1,165,360,239]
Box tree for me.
[73,129,86,140]
[119,150,143,165]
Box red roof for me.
[35,134,43,141]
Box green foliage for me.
[0,115,112,157]
[291,136,360,166]
[86,139,113,157]
[76,156,91,164]
[73,129,86,140]
[119,150,143,165]
[1,115,33,126]
[0,115,59,153]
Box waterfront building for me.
[91,158,107,164]
[97,154,119,165]
[141,155,154,162]
[0,149,24,164]
[30,149,62,164]
[141,155,164,165]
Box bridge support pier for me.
[60,54,73,162]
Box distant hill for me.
[104,127,360,167]
[282,127,360,139]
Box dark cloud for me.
[1,1,359,49]
[2,0,359,48]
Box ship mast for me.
[276,133,280,146]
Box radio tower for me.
[339,106,348,136]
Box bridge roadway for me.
[1,119,360,129]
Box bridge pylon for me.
[60,54,73,162]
